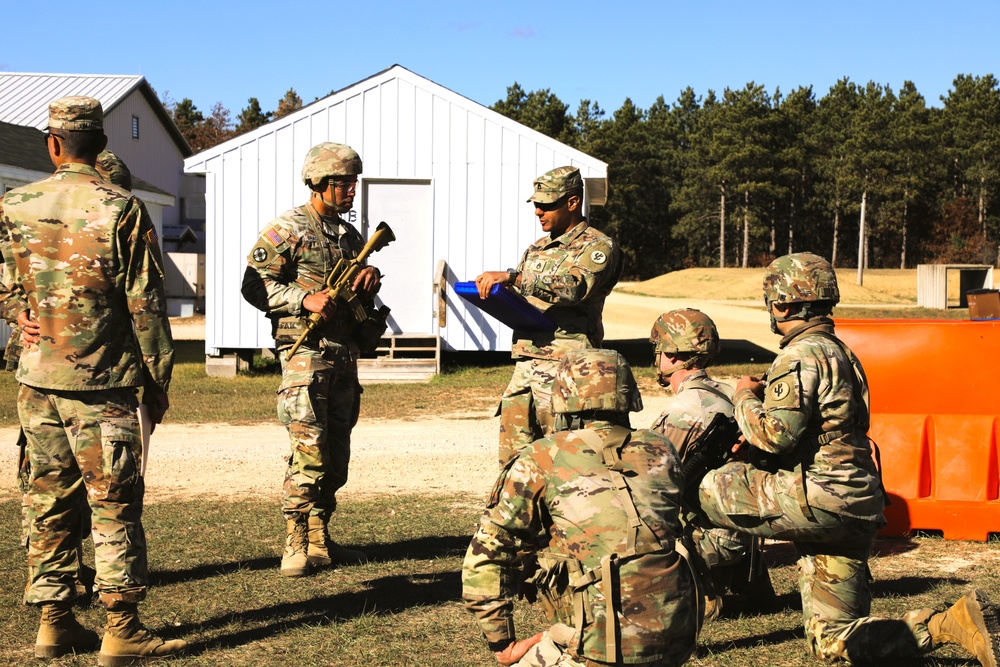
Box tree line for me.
[162,75,1000,279]
[493,76,1000,278]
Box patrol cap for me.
[48,96,103,132]
[527,166,583,204]
[95,150,133,191]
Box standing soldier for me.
[475,166,622,467]
[242,142,382,578]
[649,309,751,620]
[0,97,183,663]
[693,252,1000,666]
[463,349,699,667]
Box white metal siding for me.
[186,66,606,354]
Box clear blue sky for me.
[2,0,996,117]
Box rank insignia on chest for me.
[531,260,546,272]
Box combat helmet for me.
[551,349,643,415]
[300,142,362,187]
[763,252,839,330]
[650,309,720,384]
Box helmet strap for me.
[655,352,699,387]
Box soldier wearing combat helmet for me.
[0,95,184,662]
[649,309,752,620]
[693,252,1000,666]
[475,166,623,468]
[242,141,381,578]
[463,349,700,667]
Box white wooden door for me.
[361,180,433,334]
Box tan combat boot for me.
[35,601,100,658]
[280,517,310,577]
[306,515,367,567]
[97,605,186,666]
[928,589,1000,667]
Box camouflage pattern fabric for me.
[650,308,721,360]
[19,384,147,610]
[499,222,622,463]
[243,204,369,520]
[498,358,558,467]
[0,159,171,611]
[651,370,749,569]
[526,166,584,204]
[731,320,883,522]
[95,150,133,191]
[47,96,103,131]
[695,321,939,663]
[550,347,642,415]
[300,143,362,186]
[0,163,173,392]
[463,423,697,666]
[278,344,361,519]
[763,252,840,305]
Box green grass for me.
[2,496,993,666]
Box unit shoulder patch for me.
[764,359,800,411]
[578,240,614,272]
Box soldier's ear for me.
[566,194,582,211]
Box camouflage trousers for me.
[19,384,147,610]
[698,462,935,664]
[498,358,559,467]
[511,630,689,667]
[278,343,361,521]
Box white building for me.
[184,65,607,374]
[0,72,192,230]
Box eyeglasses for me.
[332,179,358,192]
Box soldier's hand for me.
[17,310,40,344]
[303,290,337,320]
[494,633,544,666]
[143,392,170,434]
[736,375,765,399]
[475,271,510,300]
[351,266,381,297]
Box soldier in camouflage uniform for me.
[649,309,750,620]
[463,349,700,667]
[0,96,184,663]
[242,142,381,577]
[9,149,131,606]
[693,252,1000,666]
[475,166,623,467]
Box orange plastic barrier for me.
[837,319,1000,540]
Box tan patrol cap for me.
[48,96,103,131]
[527,166,583,204]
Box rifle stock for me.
[286,221,396,358]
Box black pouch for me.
[352,305,390,354]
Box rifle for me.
[678,412,742,492]
[286,221,395,358]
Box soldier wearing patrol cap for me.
[463,348,700,667]
[693,252,1000,666]
[475,166,623,468]
[0,96,184,663]
[242,142,381,578]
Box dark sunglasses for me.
[42,131,64,144]
[534,196,567,212]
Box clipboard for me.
[454,281,556,332]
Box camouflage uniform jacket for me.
[512,221,622,360]
[0,163,173,392]
[733,319,884,521]
[651,370,735,461]
[243,204,366,345]
[463,423,696,664]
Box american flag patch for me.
[145,228,158,246]
[265,228,283,247]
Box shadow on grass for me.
[149,535,471,586]
[698,625,803,655]
[172,571,461,654]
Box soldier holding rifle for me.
[242,143,387,578]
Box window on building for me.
[132,116,140,140]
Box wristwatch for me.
[506,268,519,285]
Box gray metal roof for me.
[0,73,145,129]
